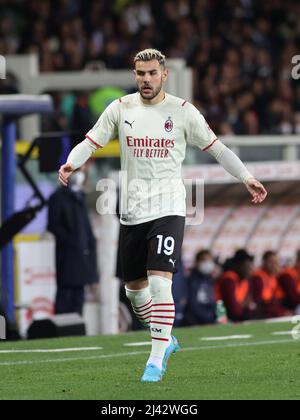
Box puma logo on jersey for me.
[169,258,176,268]
[125,120,134,128]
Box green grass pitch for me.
[0,321,300,400]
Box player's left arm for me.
[184,104,267,204]
[206,140,267,204]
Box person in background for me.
[251,251,289,318]
[185,250,217,326]
[216,250,255,322]
[278,250,300,311]
[172,258,188,327]
[71,92,94,133]
[48,166,99,315]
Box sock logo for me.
[151,327,162,334]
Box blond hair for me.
[134,48,166,68]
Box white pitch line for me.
[271,331,292,336]
[124,342,151,347]
[264,316,294,324]
[0,347,102,354]
[200,335,252,341]
[0,339,296,367]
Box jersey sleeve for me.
[184,103,217,151]
[85,99,119,148]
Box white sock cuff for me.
[125,285,149,295]
[148,275,173,299]
[125,286,152,306]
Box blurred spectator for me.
[251,251,289,319]
[294,112,300,134]
[71,92,94,133]
[0,72,18,94]
[48,166,99,316]
[172,258,188,327]
[1,1,300,135]
[184,250,216,326]
[216,249,255,322]
[278,250,300,311]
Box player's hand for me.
[245,177,267,204]
[58,163,74,187]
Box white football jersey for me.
[85,92,217,225]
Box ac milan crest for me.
[165,117,173,132]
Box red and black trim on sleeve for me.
[85,134,103,149]
[202,138,218,151]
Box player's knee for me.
[147,270,173,280]
[148,274,173,301]
[125,278,148,290]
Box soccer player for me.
[58,49,267,382]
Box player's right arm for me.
[58,99,119,186]
[58,140,97,186]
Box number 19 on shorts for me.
[156,235,175,256]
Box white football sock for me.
[125,286,152,328]
[147,275,175,370]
